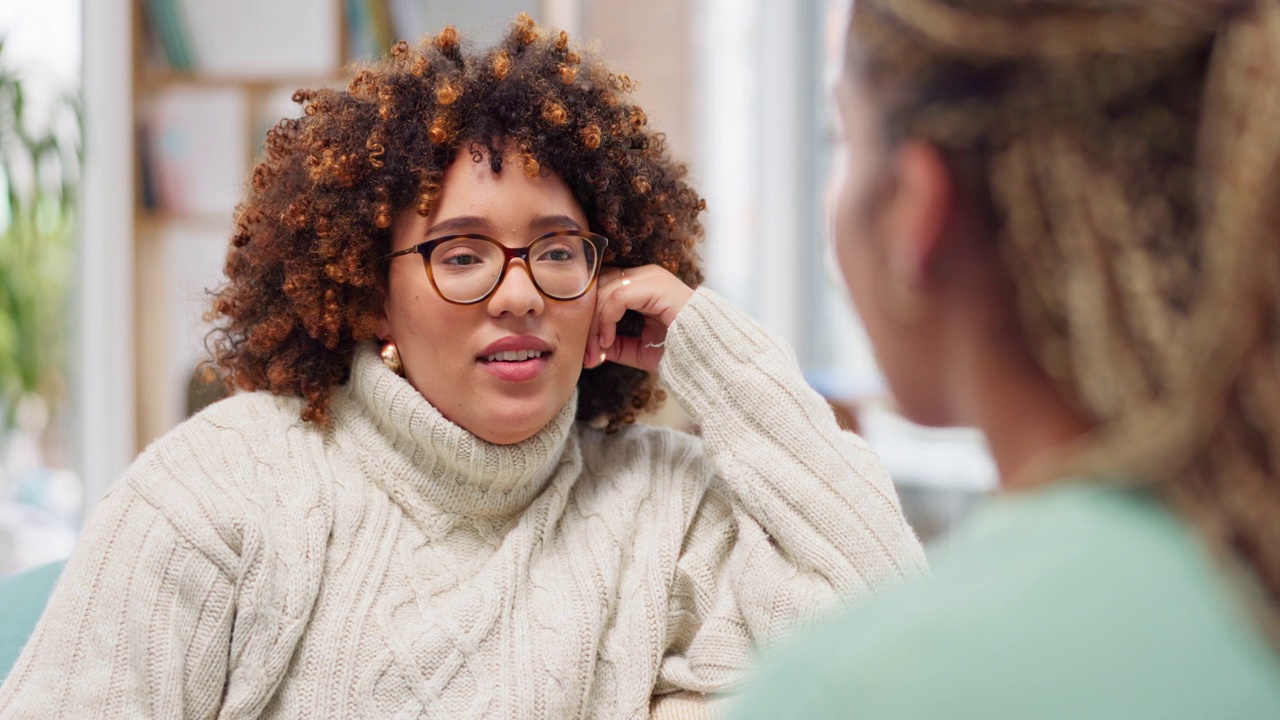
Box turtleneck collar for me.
[332,343,579,519]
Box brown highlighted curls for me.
[207,13,706,431]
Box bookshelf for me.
[131,0,347,449]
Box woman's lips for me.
[475,334,554,382]
[477,353,552,382]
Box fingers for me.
[582,269,621,368]
[584,264,693,371]
[603,335,648,370]
[582,343,606,369]
[593,326,666,373]
[585,267,685,373]
[596,274,634,351]
[594,265,684,350]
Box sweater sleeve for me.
[0,395,332,720]
[654,287,927,694]
[0,480,235,719]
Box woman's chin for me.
[475,425,540,446]
[461,400,564,445]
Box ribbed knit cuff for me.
[658,287,809,429]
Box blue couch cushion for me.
[0,560,65,683]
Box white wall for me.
[78,0,136,506]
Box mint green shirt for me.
[732,482,1280,719]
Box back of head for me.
[847,0,1280,629]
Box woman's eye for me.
[537,246,576,263]
[442,252,484,267]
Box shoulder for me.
[126,391,315,493]
[736,482,1280,719]
[184,388,311,436]
[119,391,331,563]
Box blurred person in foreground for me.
[734,0,1280,717]
[0,14,925,719]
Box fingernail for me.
[599,352,607,366]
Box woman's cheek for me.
[577,290,599,343]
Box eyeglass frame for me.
[381,229,611,305]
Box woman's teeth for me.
[483,350,546,362]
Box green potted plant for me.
[0,39,81,430]
[0,38,82,507]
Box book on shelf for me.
[345,0,524,60]
[140,86,249,218]
[344,0,386,62]
[144,0,194,71]
[141,0,340,77]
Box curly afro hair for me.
[206,13,706,430]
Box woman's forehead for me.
[429,150,587,228]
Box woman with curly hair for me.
[0,15,925,719]
[735,0,1280,717]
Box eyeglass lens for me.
[427,235,600,302]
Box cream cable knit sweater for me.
[0,288,925,719]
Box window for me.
[694,0,995,543]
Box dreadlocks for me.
[849,0,1280,629]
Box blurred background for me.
[0,0,993,577]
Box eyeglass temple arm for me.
[382,245,424,261]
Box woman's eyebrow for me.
[426,216,495,236]
[529,214,584,233]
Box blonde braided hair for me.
[849,0,1280,628]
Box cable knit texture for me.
[0,288,926,719]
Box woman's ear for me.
[880,140,956,291]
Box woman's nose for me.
[486,259,546,317]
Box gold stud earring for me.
[380,341,404,376]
